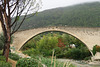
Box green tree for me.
[37,35,58,56]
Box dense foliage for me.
[16,56,76,67]
[36,35,58,56]
[64,48,91,60]
[16,58,43,67]
[0,61,11,67]
[0,34,5,50]
[22,32,91,60]
[18,2,100,30]
[9,52,21,61]
[0,56,11,67]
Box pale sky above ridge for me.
[39,0,100,11]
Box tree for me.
[58,38,65,48]
[36,35,58,56]
[0,0,41,62]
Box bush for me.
[16,58,43,67]
[40,57,52,67]
[9,52,21,61]
[0,61,12,67]
[64,48,91,60]
[55,47,62,54]
[40,49,53,57]
[84,56,91,61]
[64,49,80,59]
[22,42,36,50]
[23,48,40,56]
[36,35,58,56]
[0,56,11,67]
[0,50,3,55]
[92,45,97,55]
[0,56,6,62]
[0,34,5,50]
[55,47,68,58]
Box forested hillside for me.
[18,2,100,30]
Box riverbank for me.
[57,59,100,67]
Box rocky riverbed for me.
[57,59,100,67]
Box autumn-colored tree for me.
[58,38,65,48]
[0,0,41,62]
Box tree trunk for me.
[4,28,11,62]
[1,12,11,62]
[3,41,10,62]
[3,30,11,62]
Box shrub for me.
[9,52,21,61]
[40,57,52,67]
[0,56,6,62]
[36,35,58,56]
[65,48,91,60]
[55,47,62,54]
[92,45,97,55]
[23,48,40,56]
[92,45,100,56]
[16,58,43,67]
[0,61,12,67]
[40,49,52,57]
[0,56,11,67]
[0,34,5,50]
[64,49,79,59]
[0,50,3,55]
[55,47,67,58]
[22,42,36,50]
[84,56,91,61]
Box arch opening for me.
[20,30,89,51]
[20,30,92,60]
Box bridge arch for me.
[20,30,88,51]
[12,27,100,60]
[13,27,100,50]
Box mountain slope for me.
[18,2,100,30]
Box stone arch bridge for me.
[12,26,100,60]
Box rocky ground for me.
[57,59,100,67]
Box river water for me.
[57,59,100,67]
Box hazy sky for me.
[40,0,100,11]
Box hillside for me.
[17,2,100,30]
